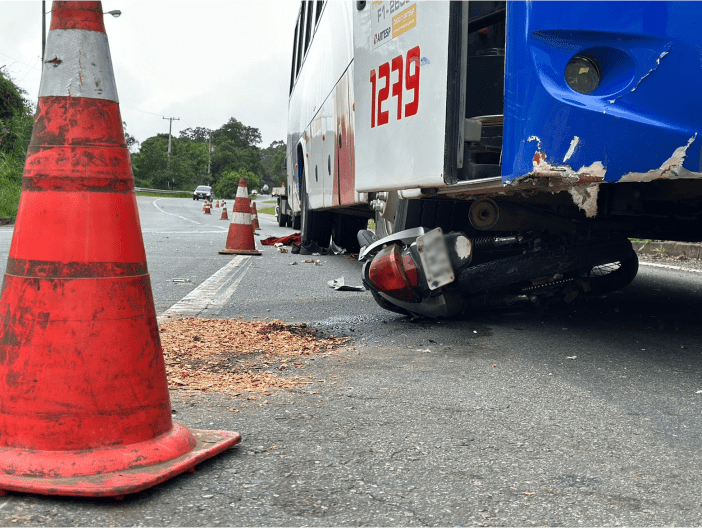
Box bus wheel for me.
[300,180,332,248]
[332,214,368,253]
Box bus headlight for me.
[565,55,601,94]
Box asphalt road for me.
[1,196,702,526]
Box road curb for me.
[631,240,702,260]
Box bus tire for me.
[300,179,332,247]
[457,237,637,295]
[333,214,368,253]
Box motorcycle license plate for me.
[416,228,454,290]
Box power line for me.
[120,102,167,118]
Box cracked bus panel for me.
[503,2,702,219]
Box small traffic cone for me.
[204,201,211,215]
[219,178,261,255]
[0,1,240,498]
[215,200,220,208]
[251,202,261,231]
[220,207,229,220]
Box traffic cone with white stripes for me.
[251,202,261,231]
[219,178,262,255]
[0,1,241,498]
[220,206,229,220]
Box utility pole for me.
[41,1,46,69]
[163,116,180,188]
[207,131,212,184]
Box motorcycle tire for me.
[457,237,637,295]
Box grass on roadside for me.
[135,191,191,198]
[258,206,275,215]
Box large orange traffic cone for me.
[251,202,261,231]
[219,178,261,255]
[0,1,240,497]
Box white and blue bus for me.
[284,1,702,317]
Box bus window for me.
[315,0,324,27]
[304,1,314,55]
[289,20,299,94]
[295,3,305,77]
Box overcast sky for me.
[0,1,301,149]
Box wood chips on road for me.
[159,317,350,395]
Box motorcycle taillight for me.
[368,245,419,302]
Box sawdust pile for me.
[159,317,349,395]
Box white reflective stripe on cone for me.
[231,212,252,224]
[40,30,119,102]
[235,186,249,199]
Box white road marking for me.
[639,261,702,274]
[153,198,202,225]
[159,255,251,321]
[151,199,227,231]
[142,230,228,234]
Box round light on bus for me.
[565,55,601,94]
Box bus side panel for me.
[353,2,452,193]
[502,1,702,207]
[334,70,356,206]
[288,2,354,212]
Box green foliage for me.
[123,121,139,152]
[0,67,31,121]
[130,115,283,194]
[210,140,262,179]
[131,133,208,189]
[213,117,261,149]
[260,140,286,188]
[0,153,23,217]
[214,169,260,200]
[0,68,34,218]
[0,67,33,161]
[179,126,212,143]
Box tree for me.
[129,116,266,190]
[0,67,33,216]
[213,117,261,149]
[214,169,260,200]
[131,134,169,188]
[179,127,212,143]
[122,121,139,153]
[260,140,286,188]
[210,140,262,182]
[131,134,209,189]
[0,66,33,162]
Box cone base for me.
[0,426,241,497]
[219,248,262,255]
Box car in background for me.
[193,185,213,201]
